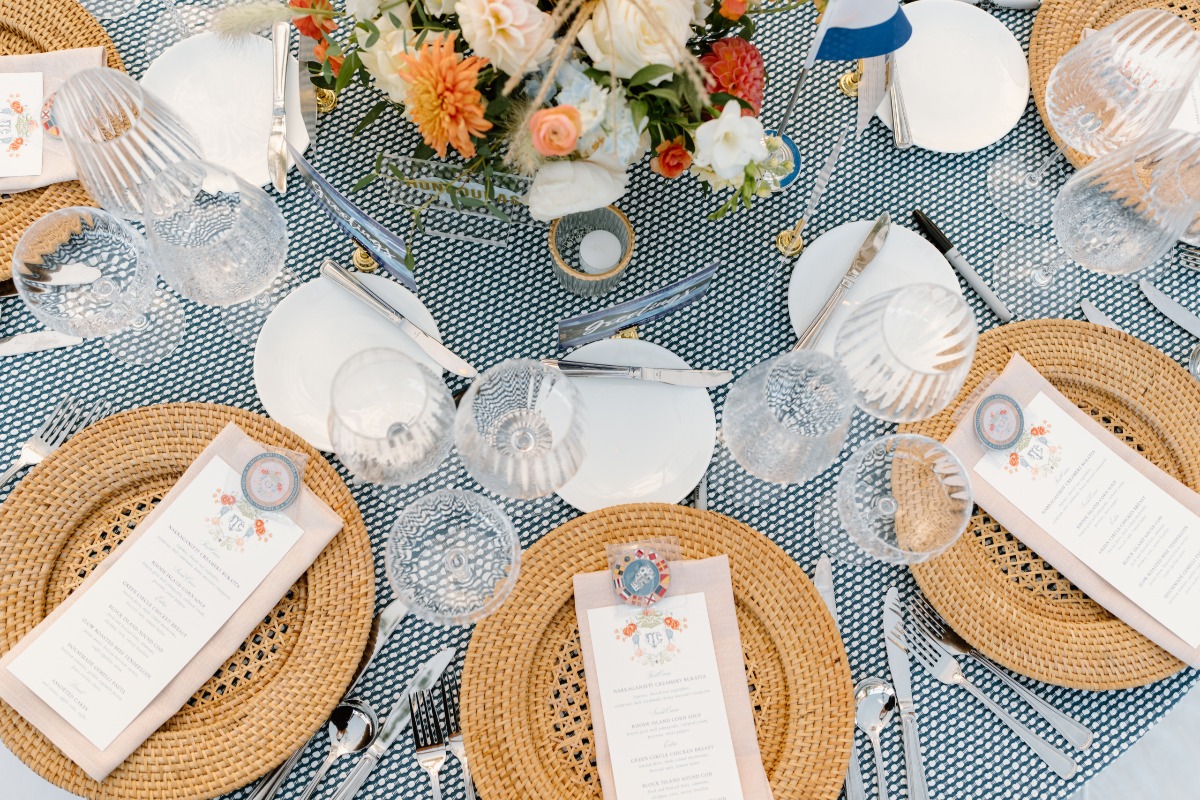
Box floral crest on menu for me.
[614,608,687,665]
[1002,420,1062,478]
[208,488,273,551]
[0,93,35,157]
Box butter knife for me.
[0,330,82,356]
[1139,279,1200,339]
[268,20,289,194]
[329,648,456,800]
[542,359,732,388]
[884,588,927,800]
[794,212,891,350]
[813,557,865,800]
[1080,300,1124,333]
[320,260,479,378]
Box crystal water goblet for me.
[454,359,586,499]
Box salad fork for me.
[440,674,476,800]
[410,690,448,799]
[908,595,1093,750]
[0,397,86,489]
[892,622,1078,779]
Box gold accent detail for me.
[315,88,337,114]
[614,326,639,340]
[351,247,379,272]
[775,227,805,257]
[838,59,865,98]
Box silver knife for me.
[541,359,732,388]
[329,647,456,800]
[813,557,865,800]
[1140,279,1200,340]
[319,260,479,378]
[1080,300,1124,333]
[794,212,891,350]
[268,19,290,194]
[296,35,318,154]
[884,588,927,800]
[886,54,912,150]
[0,330,83,356]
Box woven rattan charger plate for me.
[902,320,1200,689]
[462,503,854,800]
[0,403,374,799]
[1029,0,1200,169]
[0,0,122,281]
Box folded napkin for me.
[945,353,1200,667]
[0,47,106,194]
[0,423,344,781]
[574,556,773,800]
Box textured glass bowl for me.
[385,489,521,626]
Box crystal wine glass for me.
[54,68,202,219]
[385,489,521,626]
[454,359,586,499]
[988,9,1200,228]
[833,284,978,423]
[837,434,973,564]
[328,348,456,485]
[12,207,185,364]
[721,351,855,485]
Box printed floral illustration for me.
[1002,420,1062,478]
[0,93,35,157]
[208,487,273,551]
[613,607,687,666]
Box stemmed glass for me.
[12,207,184,364]
[328,348,456,485]
[454,359,586,499]
[721,351,855,485]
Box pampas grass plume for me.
[212,1,295,38]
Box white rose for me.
[527,160,629,222]
[692,0,712,25]
[423,0,458,16]
[692,102,768,181]
[458,0,554,77]
[358,6,417,106]
[346,0,381,19]
[577,0,692,81]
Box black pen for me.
[911,209,1014,324]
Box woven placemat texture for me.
[462,504,854,800]
[0,403,374,800]
[903,320,1200,689]
[0,0,123,281]
[1030,0,1200,168]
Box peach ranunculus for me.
[529,106,582,157]
[289,0,336,40]
[650,136,691,178]
[313,39,344,77]
[717,0,747,20]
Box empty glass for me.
[834,284,977,423]
[12,207,184,364]
[721,351,854,484]
[141,160,287,306]
[454,359,586,499]
[837,434,973,564]
[328,348,455,485]
[385,489,520,626]
[55,68,202,219]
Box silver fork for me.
[410,690,448,800]
[893,622,1078,779]
[1180,243,1200,271]
[908,596,1093,751]
[439,674,476,800]
[0,397,87,489]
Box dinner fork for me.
[410,690,448,799]
[1180,243,1200,270]
[440,674,476,800]
[892,622,1078,779]
[908,595,1093,750]
[0,397,87,489]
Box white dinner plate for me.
[555,339,716,513]
[254,274,444,451]
[788,220,963,353]
[877,0,1029,154]
[141,32,309,187]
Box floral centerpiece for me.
[218,0,802,220]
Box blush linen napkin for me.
[574,555,774,800]
[945,353,1200,667]
[0,46,106,194]
[0,422,345,781]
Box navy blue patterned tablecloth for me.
[0,1,1197,799]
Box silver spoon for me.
[1188,342,1200,381]
[855,677,897,800]
[295,698,379,800]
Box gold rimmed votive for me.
[548,205,634,297]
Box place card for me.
[574,556,772,800]
[945,354,1200,666]
[0,72,42,179]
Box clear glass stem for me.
[1026,146,1065,188]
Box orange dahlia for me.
[397,33,493,159]
[700,36,766,117]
